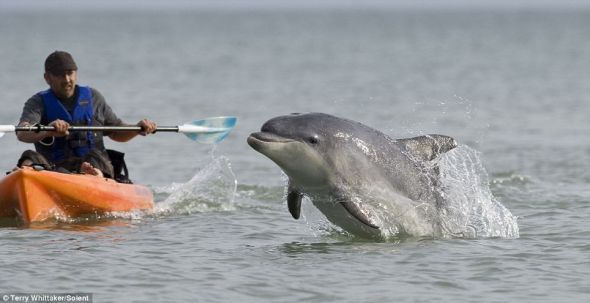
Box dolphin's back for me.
[318,114,456,203]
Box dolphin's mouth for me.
[248,132,295,145]
[340,202,380,229]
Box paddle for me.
[0,116,237,144]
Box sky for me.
[1,0,590,11]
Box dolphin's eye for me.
[307,135,319,144]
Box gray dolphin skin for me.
[247,112,457,238]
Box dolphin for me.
[247,113,457,238]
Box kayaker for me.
[15,50,157,180]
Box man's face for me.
[44,69,77,99]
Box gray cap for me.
[45,51,78,75]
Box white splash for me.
[154,155,238,215]
[437,145,520,238]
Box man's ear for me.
[43,72,50,85]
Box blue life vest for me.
[38,86,96,161]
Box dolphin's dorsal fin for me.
[287,182,303,219]
[398,134,457,162]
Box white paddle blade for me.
[0,125,16,138]
[181,116,237,144]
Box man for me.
[16,50,157,178]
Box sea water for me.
[0,5,589,303]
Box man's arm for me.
[16,121,51,143]
[108,119,157,142]
[16,95,69,143]
[91,88,157,142]
[16,120,71,143]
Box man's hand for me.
[136,119,157,135]
[49,119,70,137]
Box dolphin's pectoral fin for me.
[287,184,303,220]
[340,201,379,229]
[332,191,379,229]
[287,191,303,219]
[398,134,457,161]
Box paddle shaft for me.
[14,125,180,133]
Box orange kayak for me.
[0,167,154,224]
